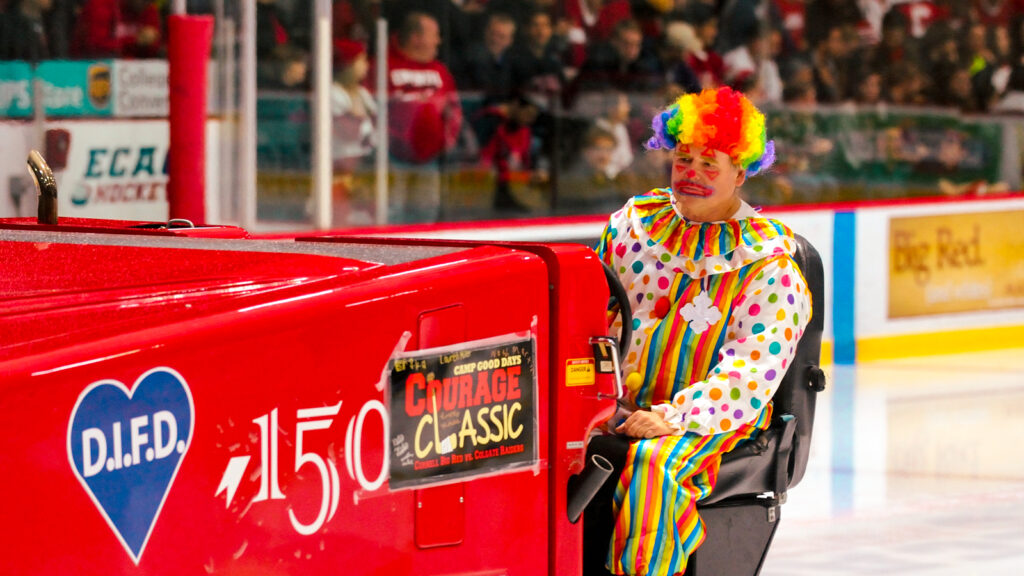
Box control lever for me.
[589,336,625,400]
[27,150,57,225]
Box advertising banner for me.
[113,60,169,117]
[37,60,114,117]
[0,59,222,119]
[388,335,537,490]
[0,62,33,117]
[889,211,1024,317]
[51,120,169,220]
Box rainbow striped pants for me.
[606,406,771,576]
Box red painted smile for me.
[673,178,713,197]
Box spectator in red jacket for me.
[774,0,808,54]
[972,0,1022,28]
[476,93,541,213]
[71,0,162,58]
[120,0,163,58]
[684,3,724,89]
[378,11,464,223]
[888,0,950,40]
[562,0,632,71]
[71,0,121,57]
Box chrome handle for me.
[27,150,58,225]
[589,335,625,400]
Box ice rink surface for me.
[762,348,1024,575]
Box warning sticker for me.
[565,358,595,387]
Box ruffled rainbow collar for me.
[629,189,796,277]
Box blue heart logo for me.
[67,367,194,564]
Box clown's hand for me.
[615,410,676,439]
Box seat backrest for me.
[771,234,825,489]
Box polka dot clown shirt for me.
[596,189,813,436]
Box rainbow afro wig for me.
[646,87,776,176]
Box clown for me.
[591,87,811,576]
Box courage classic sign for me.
[387,335,538,490]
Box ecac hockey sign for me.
[67,367,194,564]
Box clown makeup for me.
[671,144,746,222]
[646,87,774,176]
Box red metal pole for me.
[167,15,214,224]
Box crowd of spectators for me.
[11,1,1024,110]
[321,0,1024,215]
[321,0,1024,112]
[6,0,1024,218]
[0,0,168,61]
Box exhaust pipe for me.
[566,454,614,524]
[27,150,57,225]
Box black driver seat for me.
[583,234,826,576]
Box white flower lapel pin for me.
[680,291,722,334]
